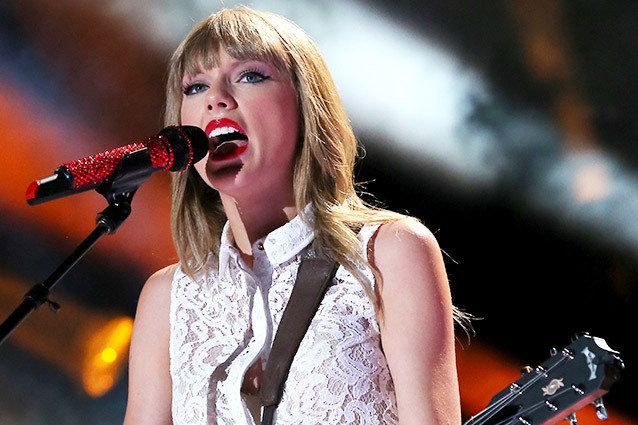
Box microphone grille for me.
[156,126,208,171]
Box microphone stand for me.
[0,148,154,346]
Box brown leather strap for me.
[259,254,339,412]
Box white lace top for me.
[169,213,398,424]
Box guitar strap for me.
[258,252,339,425]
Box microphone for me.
[26,126,208,205]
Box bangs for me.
[178,8,294,79]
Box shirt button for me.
[257,242,264,250]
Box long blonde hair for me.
[164,7,469,326]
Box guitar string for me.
[468,356,567,425]
[508,386,575,425]
[466,353,571,424]
[494,386,575,425]
[469,354,571,424]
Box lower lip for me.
[210,143,248,162]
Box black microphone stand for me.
[0,148,154,346]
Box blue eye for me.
[239,70,269,84]
[183,83,208,95]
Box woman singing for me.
[124,6,462,425]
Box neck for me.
[220,191,298,261]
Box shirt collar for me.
[218,205,315,274]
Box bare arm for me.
[123,265,176,425]
[372,220,461,425]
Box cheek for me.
[180,100,198,126]
[262,89,300,153]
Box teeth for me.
[208,126,243,138]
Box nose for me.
[206,82,237,111]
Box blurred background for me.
[0,0,636,423]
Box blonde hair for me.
[164,7,470,326]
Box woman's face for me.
[180,48,299,200]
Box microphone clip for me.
[97,148,154,201]
[95,148,154,234]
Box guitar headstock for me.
[465,333,624,425]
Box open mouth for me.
[208,125,248,161]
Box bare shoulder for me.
[130,264,176,342]
[370,218,452,327]
[136,264,177,311]
[374,218,439,250]
[371,219,445,289]
[144,263,178,293]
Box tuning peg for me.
[571,331,590,341]
[535,365,548,376]
[592,398,608,420]
[571,384,585,395]
[562,348,574,359]
[550,347,558,356]
[614,356,626,371]
[566,413,578,425]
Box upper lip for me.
[204,118,247,147]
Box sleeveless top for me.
[169,212,398,424]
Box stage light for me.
[82,316,133,397]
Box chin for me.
[208,167,258,198]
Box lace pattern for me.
[169,219,398,425]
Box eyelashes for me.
[238,69,270,84]
[182,82,207,96]
[182,67,271,95]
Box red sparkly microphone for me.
[26,126,208,205]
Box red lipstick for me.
[205,118,246,136]
[204,118,249,162]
